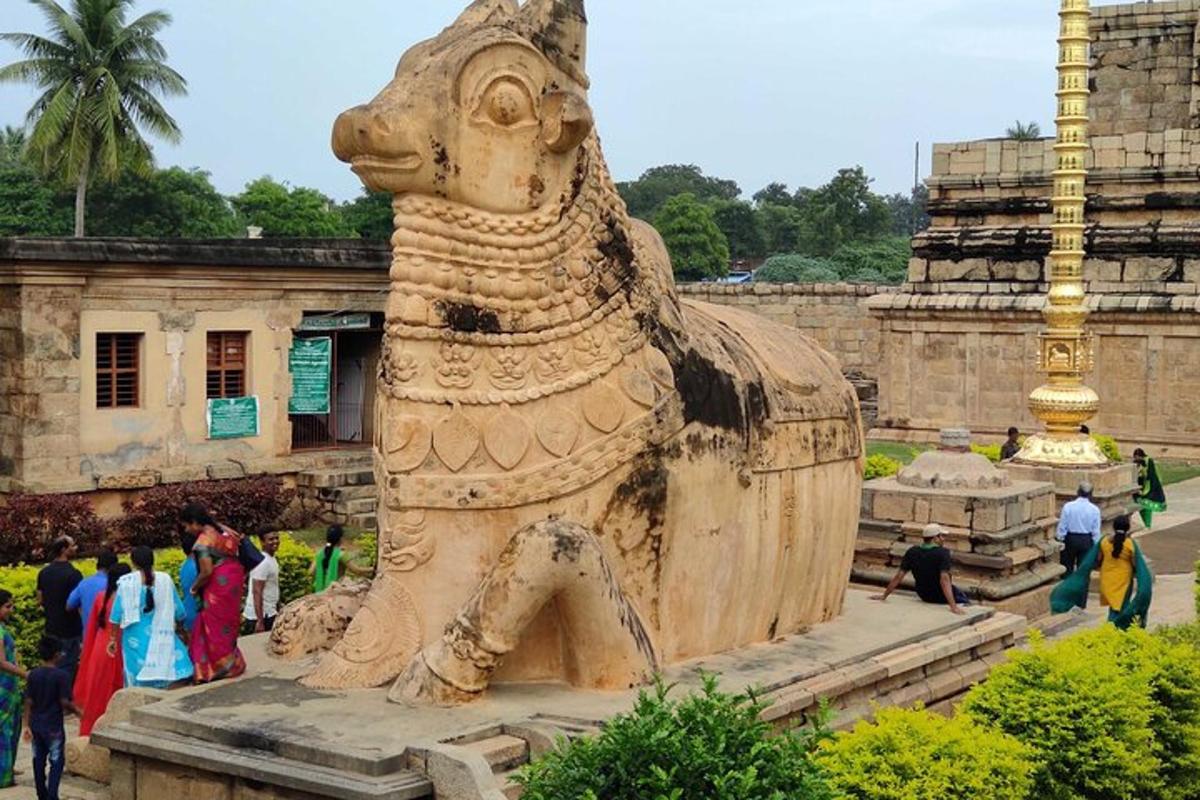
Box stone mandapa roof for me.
[0,237,392,270]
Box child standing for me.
[0,589,27,789]
[24,635,81,800]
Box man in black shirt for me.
[1000,427,1021,462]
[871,524,967,615]
[36,536,83,690]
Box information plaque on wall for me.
[207,396,260,440]
[288,337,332,415]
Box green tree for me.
[232,177,353,238]
[0,161,71,236]
[799,167,891,256]
[87,167,240,237]
[1006,120,1043,141]
[652,193,730,281]
[758,202,806,255]
[884,186,930,237]
[1,0,188,237]
[618,164,740,221]
[341,190,393,240]
[752,181,793,207]
[710,199,765,260]
[1,126,27,164]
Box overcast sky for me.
[0,0,1063,202]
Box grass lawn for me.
[1159,461,1200,487]
[866,441,933,465]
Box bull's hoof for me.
[388,654,482,707]
[299,575,423,689]
[269,578,370,661]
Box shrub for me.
[1092,434,1122,463]
[271,532,315,606]
[354,531,378,571]
[755,254,841,283]
[119,476,295,549]
[829,237,911,284]
[962,627,1166,800]
[864,454,902,481]
[517,675,834,800]
[0,493,108,565]
[817,706,1035,800]
[970,444,1002,463]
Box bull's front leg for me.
[389,519,659,706]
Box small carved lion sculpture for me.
[273,0,864,706]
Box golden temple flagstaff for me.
[1016,0,1107,466]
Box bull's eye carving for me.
[474,77,537,129]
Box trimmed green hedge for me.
[963,627,1200,800]
[864,454,902,481]
[0,533,314,667]
[817,707,1035,800]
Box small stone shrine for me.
[855,429,1063,618]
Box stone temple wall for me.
[875,0,1200,457]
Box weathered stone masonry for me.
[873,0,1200,458]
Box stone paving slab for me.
[103,590,993,779]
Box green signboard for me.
[289,337,332,415]
[207,396,260,440]
[298,314,371,332]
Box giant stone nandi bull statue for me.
[271,0,864,705]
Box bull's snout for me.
[331,104,414,164]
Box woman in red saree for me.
[75,564,131,736]
[182,504,247,684]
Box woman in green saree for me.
[0,589,28,787]
[1051,515,1153,630]
[1134,448,1167,528]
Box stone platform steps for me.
[296,464,379,531]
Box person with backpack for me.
[180,505,248,684]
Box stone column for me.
[15,282,85,491]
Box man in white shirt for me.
[242,532,281,635]
[1057,482,1102,579]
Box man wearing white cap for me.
[871,523,967,615]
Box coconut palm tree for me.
[0,0,187,236]
[1006,121,1043,141]
[0,126,27,164]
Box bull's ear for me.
[542,90,593,154]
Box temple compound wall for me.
[874,0,1200,458]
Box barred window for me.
[96,333,141,408]
[206,332,248,399]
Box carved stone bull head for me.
[332,0,594,215]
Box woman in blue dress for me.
[109,547,193,688]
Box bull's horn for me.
[518,0,588,87]
[451,0,517,29]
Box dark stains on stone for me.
[594,213,638,305]
[436,301,502,334]
[767,615,779,640]
[549,524,585,563]
[606,452,670,534]
[674,349,746,434]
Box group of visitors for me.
[0,503,305,798]
[876,429,1163,630]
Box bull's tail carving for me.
[389,520,659,706]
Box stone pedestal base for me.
[1003,461,1138,534]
